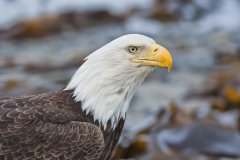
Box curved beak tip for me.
[167,56,173,72]
[158,46,173,72]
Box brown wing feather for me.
[0,91,105,160]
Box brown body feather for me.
[0,90,125,160]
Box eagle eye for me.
[128,46,140,53]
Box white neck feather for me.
[65,40,153,129]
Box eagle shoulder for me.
[0,91,105,160]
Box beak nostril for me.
[154,48,158,52]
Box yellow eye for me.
[128,46,139,53]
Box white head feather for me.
[65,34,156,129]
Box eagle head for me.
[65,34,172,129]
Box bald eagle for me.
[0,34,172,160]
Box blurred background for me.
[0,0,240,159]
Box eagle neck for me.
[65,56,153,129]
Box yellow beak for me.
[131,44,172,72]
